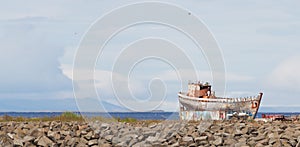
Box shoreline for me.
[1,119,300,146]
[2,111,300,120]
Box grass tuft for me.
[57,111,83,121]
[116,117,137,123]
[0,112,84,122]
[0,112,161,123]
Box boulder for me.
[182,136,193,144]
[37,136,53,146]
[195,136,207,142]
[88,139,98,146]
[104,135,114,142]
[212,136,223,146]
[13,138,23,146]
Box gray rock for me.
[281,139,292,147]
[253,135,265,141]
[84,131,93,140]
[255,143,265,147]
[251,131,259,136]
[212,137,222,146]
[60,130,70,136]
[146,136,157,143]
[268,132,277,139]
[112,136,120,144]
[294,130,300,138]
[104,135,114,141]
[280,134,290,140]
[67,138,76,146]
[234,129,243,136]
[234,142,248,147]
[182,136,194,143]
[101,143,112,147]
[241,126,249,134]
[115,141,128,147]
[80,130,88,135]
[37,136,53,146]
[277,128,284,134]
[259,138,269,145]
[14,128,26,138]
[289,139,297,146]
[197,140,208,146]
[138,135,144,141]
[268,137,276,145]
[39,122,50,128]
[78,124,88,130]
[24,142,36,147]
[149,124,157,129]
[7,133,14,139]
[279,124,287,130]
[195,136,207,142]
[13,138,23,146]
[100,123,110,130]
[23,135,35,142]
[222,132,230,137]
[224,138,237,145]
[128,138,138,146]
[188,143,197,147]
[79,137,88,145]
[118,136,132,145]
[133,141,152,147]
[88,139,98,146]
[272,139,282,146]
[30,127,43,138]
[143,130,156,137]
[0,135,13,147]
[98,138,108,145]
[168,137,177,144]
[47,131,60,141]
[170,141,179,147]
[23,123,34,130]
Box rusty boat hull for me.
[178,92,263,120]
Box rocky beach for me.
[0,119,300,147]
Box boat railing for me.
[178,93,260,102]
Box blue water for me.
[0,112,299,120]
[0,112,179,120]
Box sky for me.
[0,0,300,112]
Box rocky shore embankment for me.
[1,119,300,146]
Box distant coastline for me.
[1,111,300,120]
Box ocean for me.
[1,112,300,120]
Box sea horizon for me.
[2,111,300,120]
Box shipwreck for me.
[178,81,263,120]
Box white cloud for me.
[61,64,148,99]
[0,19,72,93]
[266,55,300,91]
[1,0,300,111]
[62,62,257,110]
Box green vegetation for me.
[1,115,33,122]
[86,116,117,123]
[115,117,137,123]
[58,111,83,121]
[0,112,152,123]
[0,112,84,122]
